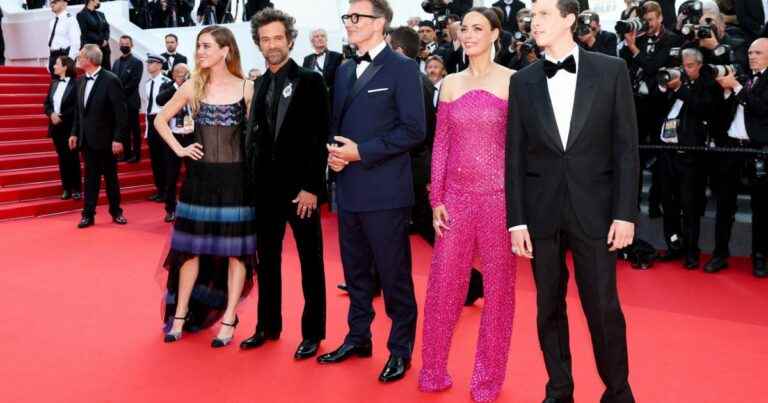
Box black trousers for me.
[99,45,111,71]
[164,133,189,213]
[530,192,633,403]
[124,106,142,160]
[659,150,705,255]
[82,146,122,218]
[146,114,166,195]
[48,49,69,75]
[50,127,81,193]
[255,194,326,341]
[338,207,417,359]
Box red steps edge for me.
[0,66,49,75]
[0,146,150,170]
[0,115,54,129]
[0,158,153,186]
[0,170,155,203]
[0,84,49,95]
[0,184,158,220]
[0,74,54,85]
[0,104,45,116]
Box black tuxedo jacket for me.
[506,49,640,239]
[155,80,177,106]
[302,50,343,91]
[245,60,330,199]
[71,70,128,150]
[492,0,526,33]
[44,77,78,137]
[731,70,768,145]
[161,52,188,73]
[661,69,722,146]
[736,0,766,42]
[76,8,109,46]
[112,55,142,110]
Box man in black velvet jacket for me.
[240,9,329,361]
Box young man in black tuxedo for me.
[161,34,188,76]
[239,9,329,360]
[68,45,128,228]
[112,35,143,163]
[506,0,639,402]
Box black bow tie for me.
[543,55,576,79]
[352,52,372,65]
[85,76,95,81]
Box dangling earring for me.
[463,48,468,66]
[490,43,497,63]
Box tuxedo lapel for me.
[275,61,300,140]
[527,65,564,153]
[341,47,389,119]
[84,73,104,113]
[63,79,75,104]
[78,78,86,112]
[566,49,597,150]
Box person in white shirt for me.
[44,55,81,200]
[47,0,81,75]
[144,53,172,206]
[506,0,638,401]
[425,54,446,106]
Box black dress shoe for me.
[337,283,348,292]
[71,192,82,200]
[754,254,768,278]
[378,355,411,383]
[317,343,372,364]
[684,254,700,270]
[542,397,574,403]
[112,215,128,225]
[164,212,176,222]
[704,256,729,273]
[239,330,280,350]
[294,340,320,360]
[61,190,71,200]
[78,216,94,228]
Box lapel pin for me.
[283,83,293,98]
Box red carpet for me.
[1,202,766,402]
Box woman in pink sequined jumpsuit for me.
[418,8,517,402]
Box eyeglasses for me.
[341,13,380,24]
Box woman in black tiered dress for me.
[153,25,255,348]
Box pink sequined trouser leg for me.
[419,191,517,402]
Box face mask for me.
[120,46,131,55]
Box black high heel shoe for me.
[211,315,239,348]
[164,313,190,343]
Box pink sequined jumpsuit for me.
[419,89,517,402]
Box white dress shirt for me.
[356,40,387,78]
[433,79,443,107]
[48,10,81,59]
[763,0,768,24]
[145,73,170,115]
[545,45,579,150]
[83,67,101,106]
[313,51,327,73]
[728,69,765,140]
[166,53,176,68]
[51,77,70,114]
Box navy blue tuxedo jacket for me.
[331,45,426,212]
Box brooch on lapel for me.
[283,83,293,98]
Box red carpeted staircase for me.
[0,66,156,220]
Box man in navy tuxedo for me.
[317,0,425,384]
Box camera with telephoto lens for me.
[421,0,450,39]
[679,0,703,24]
[615,17,648,36]
[708,64,737,78]
[681,23,713,40]
[657,67,683,86]
[576,12,596,37]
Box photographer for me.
[679,1,747,69]
[418,21,450,72]
[620,1,683,228]
[575,11,618,56]
[709,38,768,278]
[657,48,723,269]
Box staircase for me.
[0,66,156,220]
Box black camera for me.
[707,64,737,78]
[575,12,596,37]
[615,17,648,36]
[657,67,683,86]
[421,0,448,14]
[669,47,682,64]
[679,0,703,25]
[521,38,538,54]
[681,23,713,40]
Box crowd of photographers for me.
[414,0,768,278]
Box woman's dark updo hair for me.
[463,7,503,49]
